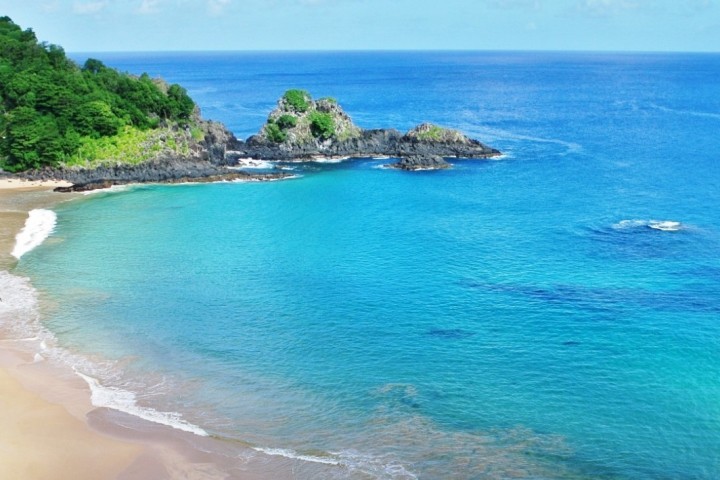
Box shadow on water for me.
[427,328,476,340]
[459,280,720,315]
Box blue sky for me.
[2,0,718,52]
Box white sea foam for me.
[11,209,57,259]
[81,184,131,196]
[613,219,684,232]
[229,158,276,169]
[254,447,341,466]
[612,219,648,230]
[0,271,42,337]
[253,446,418,478]
[309,156,350,163]
[648,220,682,232]
[226,174,301,183]
[454,121,582,155]
[650,103,720,121]
[0,271,209,438]
[75,370,209,437]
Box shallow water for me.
[13,51,720,478]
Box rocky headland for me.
[10,90,501,191]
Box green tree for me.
[0,16,200,170]
[73,100,122,137]
[309,111,335,139]
[283,89,310,113]
[2,107,64,170]
[265,122,287,143]
[276,114,297,130]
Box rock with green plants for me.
[242,90,500,167]
[1,15,501,188]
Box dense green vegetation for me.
[0,16,197,171]
[415,124,444,141]
[283,89,310,113]
[265,114,299,143]
[262,90,352,144]
[265,119,287,143]
[276,114,297,130]
[308,111,335,139]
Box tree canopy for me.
[0,16,197,171]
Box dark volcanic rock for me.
[389,154,450,171]
[236,124,499,162]
[200,120,242,165]
[11,94,501,189]
[22,158,290,192]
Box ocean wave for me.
[75,371,209,437]
[228,158,276,169]
[308,156,350,163]
[0,271,43,337]
[612,219,684,232]
[650,103,720,121]
[81,184,132,196]
[0,272,209,439]
[226,174,301,183]
[11,209,57,259]
[254,446,418,479]
[253,447,341,466]
[455,121,582,155]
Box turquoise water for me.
[17,52,720,478]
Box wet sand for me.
[0,181,144,479]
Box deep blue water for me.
[19,51,720,478]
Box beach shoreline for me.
[0,183,239,479]
[0,182,341,480]
[0,181,148,479]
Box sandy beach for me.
[0,180,145,479]
[0,179,317,479]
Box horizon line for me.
[66,48,720,56]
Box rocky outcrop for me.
[236,92,500,164]
[16,91,501,188]
[236,124,499,162]
[22,157,290,192]
[389,154,450,171]
[199,120,240,165]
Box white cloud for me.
[73,0,109,15]
[41,1,61,13]
[207,0,231,15]
[572,0,716,17]
[138,0,163,14]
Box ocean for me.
[8,51,720,478]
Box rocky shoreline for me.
[235,126,499,163]
[5,93,502,191]
[18,157,292,193]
